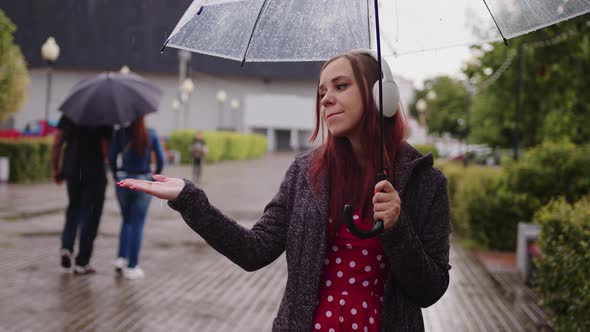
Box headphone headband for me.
[348,48,399,118]
[349,49,394,83]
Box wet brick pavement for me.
[0,152,538,331]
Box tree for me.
[409,76,470,140]
[0,9,29,122]
[463,14,590,148]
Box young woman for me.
[118,50,451,330]
[109,116,164,279]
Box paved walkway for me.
[0,153,537,331]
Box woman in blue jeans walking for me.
[109,116,164,279]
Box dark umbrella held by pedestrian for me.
[58,72,162,126]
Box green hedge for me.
[534,197,590,332]
[168,130,267,164]
[0,138,52,183]
[437,162,508,248]
[503,141,590,213]
[413,144,439,159]
[438,141,590,251]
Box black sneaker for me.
[60,249,72,269]
[73,265,96,275]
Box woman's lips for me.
[327,112,343,119]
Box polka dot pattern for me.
[312,212,388,331]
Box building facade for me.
[2,0,416,151]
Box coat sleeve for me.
[379,173,451,308]
[167,161,300,272]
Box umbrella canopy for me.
[165,0,590,61]
[163,0,589,238]
[165,0,370,62]
[58,72,162,126]
[379,0,590,55]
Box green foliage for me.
[409,76,470,140]
[0,10,29,121]
[534,197,590,332]
[0,138,52,183]
[503,141,590,209]
[412,144,439,159]
[168,130,267,164]
[439,141,590,250]
[437,162,511,248]
[464,15,590,148]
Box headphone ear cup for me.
[373,80,400,118]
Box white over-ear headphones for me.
[350,49,400,118]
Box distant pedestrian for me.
[118,50,451,330]
[189,131,208,183]
[109,116,164,279]
[51,115,112,275]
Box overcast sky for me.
[376,0,500,87]
[385,46,472,87]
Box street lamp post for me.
[120,65,131,74]
[513,43,524,161]
[415,98,427,125]
[181,78,194,127]
[172,98,181,129]
[230,98,240,131]
[216,90,227,131]
[41,37,60,123]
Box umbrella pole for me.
[343,0,386,239]
[373,0,385,180]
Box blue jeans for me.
[115,173,152,268]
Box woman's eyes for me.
[319,83,348,98]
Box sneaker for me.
[73,265,96,275]
[60,249,72,269]
[113,257,128,274]
[123,266,145,280]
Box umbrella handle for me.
[344,204,384,239]
[344,173,387,239]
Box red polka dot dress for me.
[312,212,389,332]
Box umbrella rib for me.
[481,0,508,45]
[240,0,271,66]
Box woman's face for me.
[318,57,364,140]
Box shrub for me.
[502,141,590,224]
[168,130,267,164]
[413,144,439,159]
[0,137,52,182]
[437,162,505,247]
[534,197,590,332]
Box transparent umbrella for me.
[164,0,590,61]
[162,0,589,238]
[379,0,590,55]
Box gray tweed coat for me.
[168,142,451,331]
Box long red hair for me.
[309,52,408,237]
[130,116,149,156]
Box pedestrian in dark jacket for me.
[118,50,451,331]
[51,115,112,275]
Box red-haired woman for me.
[109,116,164,279]
[118,50,451,330]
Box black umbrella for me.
[58,72,162,126]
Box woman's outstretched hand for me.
[117,174,186,201]
[372,180,401,230]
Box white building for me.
[14,67,418,152]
